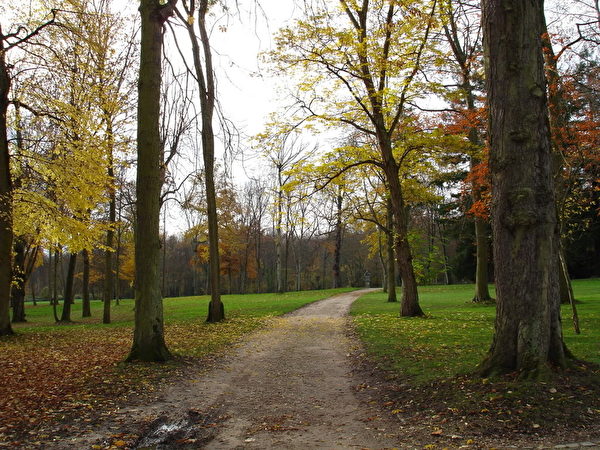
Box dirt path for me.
[65,289,400,449]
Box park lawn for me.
[0,288,352,443]
[351,279,600,385]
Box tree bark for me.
[0,28,14,336]
[82,249,91,317]
[478,0,569,378]
[59,253,77,322]
[127,0,173,362]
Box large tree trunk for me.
[59,253,77,322]
[386,198,397,303]
[127,0,173,362]
[478,0,568,378]
[0,31,14,336]
[11,239,27,322]
[82,249,91,317]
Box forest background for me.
[0,0,598,324]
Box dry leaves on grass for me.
[0,316,269,444]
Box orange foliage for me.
[464,151,492,220]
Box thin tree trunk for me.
[275,188,284,294]
[177,0,224,321]
[82,249,91,318]
[332,192,343,288]
[115,200,122,305]
[103,118,117,323]
[379,231,387,293]
[478,0,569,378]
[59,253,77,322]
[127,0,173,362]
[11,238,27,322]
[541,18,577,306]
[161,208,166,296]
[473,218,492,302]
[386,198,397,302]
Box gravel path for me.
[195,288,397,449]
[63,289,399,449]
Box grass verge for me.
[350,279,600,444]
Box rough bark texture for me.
[82,249,91,318]
[479,0,568,378]
[60,253,77,322]
[127,0,173,362]
[0,29,14,336]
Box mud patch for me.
[134,409,226,449]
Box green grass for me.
[351,279,600,384]
[15,287,355,332]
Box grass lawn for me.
[0,288,353,443]
[351,279,600,384]
[351,280,600,443]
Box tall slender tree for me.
[478,0,570,377]
[127,0,175,362]
[174,0,224,322]
[441,0,492,303]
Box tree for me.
[440,0,492,302]
[172,0,224,322]
[269,0,441,316]
[127,0,175,362]
[255,126,310,294]
[11,237,41,322]
[0,8,56,335]
[478,0,569,378]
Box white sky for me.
[161,0,303,231]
